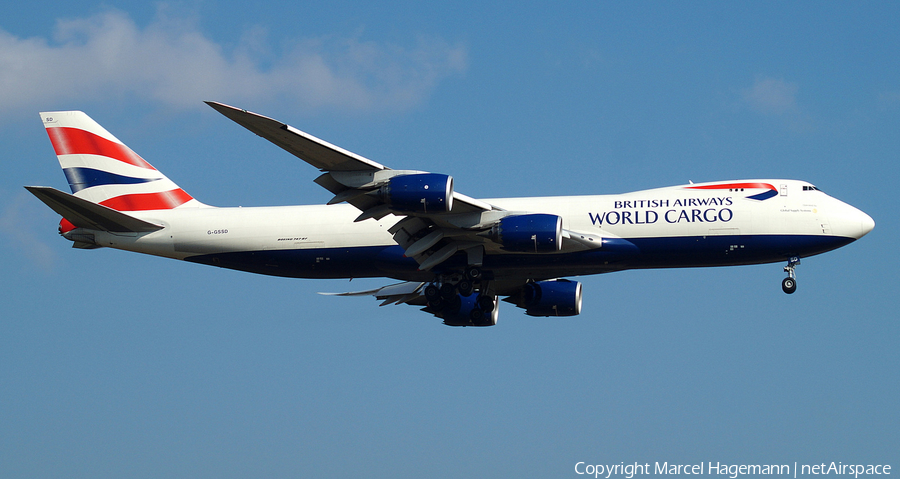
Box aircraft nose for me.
[827,198,874,240]
[859,210,875,238]
[840,205,875,239]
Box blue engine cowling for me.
[379,173,453,213]
[519,280,582,317]
[491,213,562,253]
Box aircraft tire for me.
[444,295,462,315]
[424,284,440,302]
[782,277,797,294]
[466,266,482,281]
[440,283,457,300]
[428,297,444,310]
[477,294,495,312]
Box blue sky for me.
[1,2,897,477]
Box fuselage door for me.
[817,209,832,234]
[780,184,788,196]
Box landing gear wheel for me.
[424,284,440,301]
[465,266,482,281]
[444,295,462,315]
[782,277,797,294]
[469,308,484,322]
[457,279,474,297]
[782,256,800,294]
[424,284,443,308]
[477,294,495,312]
[439,283,457,301]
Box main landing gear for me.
[782,257,800,294]
[423,266,494,324]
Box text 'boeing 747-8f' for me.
[26,103,875,326]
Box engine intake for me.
[487,213,562,253]
[515,280,582,317]
[379,173,453,213]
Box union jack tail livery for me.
[40,110,201,211]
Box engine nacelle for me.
[518,280,582,317]
[379,173,453,213]
[488,213,562,253]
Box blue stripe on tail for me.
[63,167,160,193]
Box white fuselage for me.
[80,179,872,282]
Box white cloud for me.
[0,9,467,114]
[741,76,799,115]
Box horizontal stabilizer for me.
[25,186,163,233]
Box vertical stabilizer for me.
[39,111,203,211]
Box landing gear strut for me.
[782,257,800,294]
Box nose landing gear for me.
[782,257,800,294]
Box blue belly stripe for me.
[183,234,857,281]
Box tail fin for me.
[40,111,203,211]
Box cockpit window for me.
[803,185,822,192]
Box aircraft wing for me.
[206,101,493,214]
[319,281,427,307]
[207,102,604,271]
[205,101,385,172]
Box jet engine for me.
[379,173,453,213]
[486,213,562,253]
[510,279,582,317]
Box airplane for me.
[26,103,875,326]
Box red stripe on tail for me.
[46,127,156,170]
[99,189,193,211]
